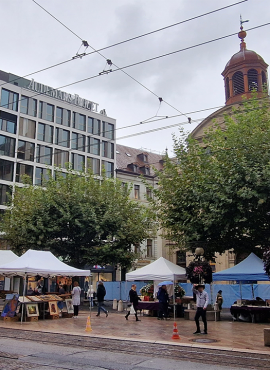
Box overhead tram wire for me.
[1,21,270,114]
[0,116,204,168]
[0,1,249,114]
[0,0,249,92]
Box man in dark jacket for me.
[157,285,169,320]
[125,284,141,321]
[96,281,108,317]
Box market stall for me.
[0,249,91,322]
[0,250,18,292]
[213,253,270,322]
[126,257,186,320]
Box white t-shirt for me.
[71,286,81,306]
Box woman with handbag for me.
[125,284,141,321]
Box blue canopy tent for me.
[213,253,269,282]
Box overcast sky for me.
[1,0,269,156]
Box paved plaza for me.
[0,308,269,355]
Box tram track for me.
[0,327,269,369]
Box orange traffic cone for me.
[85,316,92,332]
[171,322,180,340]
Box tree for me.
[1,169,153,268]
[154,95,270,260]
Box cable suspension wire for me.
[1,21,269,115]
[2,0,248,116]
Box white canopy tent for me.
[0,250,18,266]
[0,249,91,277]
[0,250,19,291]
[126,257,186,321]
[0,249,91,323]
[126,257,186,281]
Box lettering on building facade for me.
[27,79,99,112]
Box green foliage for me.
[1,169,153,268]
[154,95,270,259]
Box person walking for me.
[71,281,81,318]
[157,285,169,320]
[125,284,141,321]
[192,284,209,334]
[87,285,95,307]
[216,290,223,311]
[96,281,108,317]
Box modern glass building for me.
[0,70,116,212]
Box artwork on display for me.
[1,293,19,317]
[39,295,51,301]
[65,299,74,314]
[27,295,42,302]
[19,296,31,303]
[26,304,39,317]
[47,294,62,301]
[49,301,59,315]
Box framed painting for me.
[49,301,59,315]
[1,293,19,317]
[26,303,39,317]
[65,299,74,314]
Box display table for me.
[137,301,159,311]
[230,304,270,323]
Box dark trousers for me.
[126,305,139,320]
[158,302,168,318]
[194,307,207,332]
[74,305,79,316]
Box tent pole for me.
[173,278,176,322]
[21,274,26,324]
[89,275,92,319]
[240,281,242,301]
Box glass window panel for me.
[0,184,11,205]
[103,121,114,139]
[46,104,54,122]
[0,135,15,157]
[39,101,43,118]
[55,128,70,147]
[54,149,69,168]
[0,89,18,111]
[56,107,63,124]
[16,163,33,183]
[102,160,114,178]
[35,167,49,186]
[102,141,114,159]
[78,134,85,151]
[37,123,53,143]
[19,118,36,138]
[0,159,14,181]
[0,89,9,109]
[20,96,28,114]
[36,145,52,165]
[0,118,17,135]
[87,157,100,175]
[89,137,100,155]
[71,132,78,149]
[17,140,34,161]
[72,153,85,171]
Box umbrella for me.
[158,281,174,286]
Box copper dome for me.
[225,49,267,69]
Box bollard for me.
[118,299,123,312]
[113,299,118,310]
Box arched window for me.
[262,71,267,88]
[225,77,230,100]
[232,71,245,96]
[248,69,258,91]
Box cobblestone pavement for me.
[0,327,269,369]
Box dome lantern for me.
[222,23,268,105]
